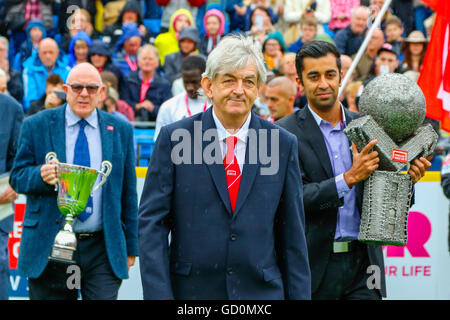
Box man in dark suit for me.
[276,41,431,300]
[0,93,23,300]
[138,34,311,300]
[10,63,138,300]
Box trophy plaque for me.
[46,152,112,264]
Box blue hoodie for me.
[22,50,70,112]
[68,30,93,67]
[14,19,47,72]
[112,23,143,78]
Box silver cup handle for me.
[45,152,59,191]
[91,161,112,195]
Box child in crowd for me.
[345,80,362,113]
[384,15,404,58]
[164,26,203,84]
[14,19,46,72]
[154,9,194,66]
[199,9,225,56]
[288,17,318,53]
[68,30,92,68]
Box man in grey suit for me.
[0,93,24,300]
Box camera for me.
[54,90,66,101]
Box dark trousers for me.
[312,242,381,300]
[0,230,9,300]
[28,232,122,300]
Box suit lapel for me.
[202,108,233,215]
[98,109,113,164]
[50,105,67,162]
[298,107,334,178]
[232,113,260,218]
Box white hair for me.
[203,34,267,85]
[351,5,371,18]
[138,44,159,60]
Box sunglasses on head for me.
[67,83,101,94]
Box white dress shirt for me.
[212,107,251,173]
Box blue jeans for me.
[0,230,9,300]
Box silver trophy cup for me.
[46,152,112,264]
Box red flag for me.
[417,0,450,131]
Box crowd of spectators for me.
[0,0,438,143]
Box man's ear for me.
[296,76,304,91]
[201,77,213,99]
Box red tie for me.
[223,136,241,213]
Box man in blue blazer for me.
[10,63,139,300]
[138,34,311,300]
[0,93,23,300]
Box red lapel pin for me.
[107,125,114,131]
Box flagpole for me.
[338,0,393,97]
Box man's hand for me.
[344,140,379,188]
[140,100,155,113]
[41,159,59,185]
[45,91,63,109]
[138,24,147,36]
[408,156,432,184]
[0,185,18,204]
[127,256,136,270]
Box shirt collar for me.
[66,105,99,129]
[212,107,251,144]
[307,104,347,128]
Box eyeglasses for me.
[67,83,101,94]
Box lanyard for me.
[140,77,153,102]
[124,55,138,72]
[185,93,207,117]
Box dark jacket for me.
[4,0,54,32]
[0,93,23,233]
[138,108,311,299]
[88,39,124,89]
[334,26,367,56]
[120,70,172,121]
[8,68,24,103]
[228,4,278,32]
[164,26,203,84]
[103,0,150,47]
[276,107,387,298]
[27,95,46,116]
